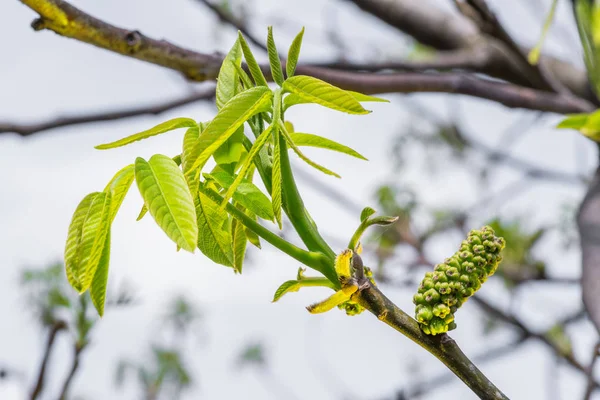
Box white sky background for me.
[0,0,599,399]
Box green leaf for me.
[528,0,558,65]
[273,280,300,302]
[286,27,305,78]
[216,38,243,109]
[282,75,369,114]
[272,277,334,302]
[272,133,284,230]
[90,230,111,316]
[64,192,112,293]
[103,165,135,222]
[182,125,202,199]
[280,123,340,178]
[135,155,198,252]
[347,91,389,103]
[95,118,197,150]
[290,132,367,160]
[271,91,283,228]
[186,87,273,181]
[360,207,376,222]
[556,113,590,130]
[232,61,255,89]
[213,126,246,166]
[64,193,97,291]
[267,26,284,86]
[245,226,262,248]
[231,217,247,273]
[215,123,274,209]
[195,190,233,266]
[238,32,269,87]
[207,171,274,220]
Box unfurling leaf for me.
[267,26,284,86]
[95,118,197,150]
[185,87,273,181]
[577,168,600,334]
[232,218,247,273]
[135,155,198,252]
[207,171,274,221]
[238,32,269,87]
[290,132,367,160]
[280,123,340,178]
[286,27,305,78]
[307,284,358,314]
[64,191,112,293]
[216,38,243,109]
[282,75,369,114]
[360,207,376,222]
[90,230,111,316]
[103,165,135,222]
[196,190,233,267]
[272,278,335,302]
[219,124,274,210]
[271,89,283,228]
[213,126,246,168]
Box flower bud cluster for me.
[414,226,505,335]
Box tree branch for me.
[30,320,66,400]
[19,0,595,115]
[356,284,509,399]
[0,88,215,137]
[346,0,594,101]
[57,344,83,400]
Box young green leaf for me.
[195,190,234,267]
[267,26,284,86]
[286,27,305,78]
[103,165,135,222]
[347,91,389,103]
[185,87,273,181]
[360,207,376,222]
[66,192,112,293]
[207,171,274,221]
[213,126,246,167]
[271,90,283,228]
[272,131,283,229]
[272,277,335,302]
[557,110,600,141]
[135,155,198,252]
[290,132,367,160]
[232,61,255,89]
[282,75,369,114]
[137,154,184,222]
[557,113,589,130]
[279,123,340,178]
[238,32,269,87]
[95,118,197,150]
[216,38,243,109]
[90,230,111,316]
[65,192,99,291]
[136,205,148,221]
[231,217,247,273]
[216,124,274,208]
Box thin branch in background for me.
[0,87,216,137]
[583,342,600,400]
[195,0,267,52]
[57,344,83,400]
[29,320,66,400]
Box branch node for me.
[124,30,142,53]
[31,18,46,31]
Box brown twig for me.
[0,88,215,137]
[583,342,600,400]
[30,320,67,400]
[57,344,83,400]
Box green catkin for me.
[414,226,505,335]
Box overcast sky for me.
[1,0,599,399]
